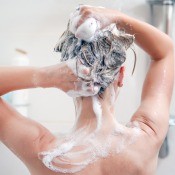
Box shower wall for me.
[0,0,152,128]
[0,0,174,175]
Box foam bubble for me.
[65,59,100,97]
[39,96,141,174]
[69,15,81,34]
[75,18,100,42]
[66,83,99,98]
[69,5,101,42]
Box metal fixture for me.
[147,0,174,35]
[148,0,175,5]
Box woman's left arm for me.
[0,62,97,162]
[0,66,41,96]
[0,62,94,96]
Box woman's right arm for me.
[116,13,174,141]
[78,6,174,142]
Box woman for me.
[0,6,174,175]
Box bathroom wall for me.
[0,0,151,129]
[0,0,174,174]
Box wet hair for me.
[54,26,135,94]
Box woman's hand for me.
[37,60,99,97]
[77,5,120,30]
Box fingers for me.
[81,67,90,75]
[74,81,93,91]
[76,15,87,29]
[75,17,99,41]
[76,6,93,28]
[71,5,106,34]
[76,59,92,79]
[68,80,100,97]
[69,5,93,32]
[69,15,81,34]
[70,5,103,42]
[77,65,91,77]
[67,59,90,76]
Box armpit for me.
[131,113,169,147]
[131,115,158,136]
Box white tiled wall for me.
[0,0,174,175]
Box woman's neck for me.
[73,96,117,131]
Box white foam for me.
[65,59,100,97]
[74,98,82,119]
[39,91,141,174]
[109,84,116,106]
[39,57,141,174]
[39,121,141,174]
[66,84,99,98]
[92,96,102,131]
[69,15,81,34]
[69,6,100,42]
[38,5,141,174]
[75,18,100,42]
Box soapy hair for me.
[54,26,135,94]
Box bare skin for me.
[0,6,174,175]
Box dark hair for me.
[55,27,135,94]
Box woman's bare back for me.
[25,123,158,175]
[23,121,159,175]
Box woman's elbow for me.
[165,36,174,57]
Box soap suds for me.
[75,18,100,42]
[55,18,134,94]
[66,59,100,97]
[69,4,101,42]
[39,95,141,174]
[67,81,99,98]
[38,5,139,174]
[92,96,102,131]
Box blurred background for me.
[0,0,174,174]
